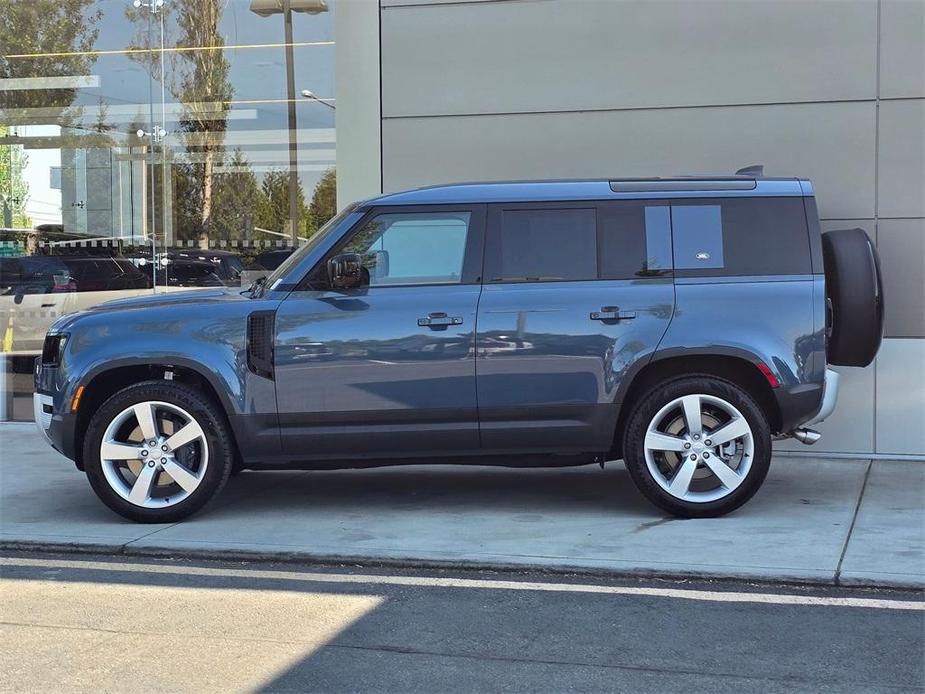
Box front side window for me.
[338,211,471,286]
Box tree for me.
[126,0,232,247]
[0,126,31,228]
[211,150,259,240]
[0,0,102,111]
[308,167,337,230]
[256,169,310,239]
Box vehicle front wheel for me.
[83,380,234,523]
[622,375,771,518]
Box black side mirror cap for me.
[327,253,366,290]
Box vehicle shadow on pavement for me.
[212,464,657,518]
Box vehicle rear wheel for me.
[83,380,234,523]
[622,375,771,517]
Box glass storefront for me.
[1,0,336,420]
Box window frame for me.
[299,203,487,290]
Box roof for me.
[366,177,812,207]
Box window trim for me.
[298,203,487,291]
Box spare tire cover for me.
[821,228,883,367]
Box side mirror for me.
[327,253,366,290]
[14,286,26,305]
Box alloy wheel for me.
[99,400,209,508]
[643,393,754,503]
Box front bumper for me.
[32,390,80,465]
[805,368,840,426]
[33,392,54,445]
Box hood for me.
[91,287,243,311]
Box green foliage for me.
[0,127,31,228]
[255,169,311,238]
[0,0,102,111]
[211,150,260,239]
[309,167,337,229]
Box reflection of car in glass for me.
[251,248,295,271]
[167,250,243,286]
[0,256,75,296]
[34,175,884,524]
[149,259,225,288]
[61,257,150,292]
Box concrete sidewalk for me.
[1,423,923,588]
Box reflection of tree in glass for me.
[0,125,31,228]
[256,169,310,237]
[309,167,337,229]
[341,219,386,275]
[126,0,232,247]
[0,0,102,111]
[1,0,102,229]
[211,150,259,240]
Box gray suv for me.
[34,173,883,523]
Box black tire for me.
[83,380,234,523]
[622,375,772,518]
[822,228,883,367]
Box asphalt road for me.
[1,553,922,693]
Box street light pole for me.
[300,89,335,110]
[283,0,299,246]
[251,0,328,246]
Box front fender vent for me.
[247,310,275,380]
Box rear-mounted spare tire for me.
[822,228,883,367]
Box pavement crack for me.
[120,521,182,550]
[324,642,911,689]
[835,459,874,586]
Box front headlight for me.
[41,333,68,366]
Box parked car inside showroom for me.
[33,172,883,522]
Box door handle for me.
[418,312,463,328]
[590,306,637,321]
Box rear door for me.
[275,205,486,458]
[476,200,675,453]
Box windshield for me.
[260,203,360,294]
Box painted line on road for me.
[2,556,922,611]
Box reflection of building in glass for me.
[0,0,337,420]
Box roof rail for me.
[735,164,764,177]
[609,178,757,193]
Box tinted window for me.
[340,211,471,286]
[487,208,596,282]
[672,198,811,276]
[599,202,672,278]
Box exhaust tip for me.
[792,428,822,445]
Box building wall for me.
[341,0,925,457]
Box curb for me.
[3,540,923,592]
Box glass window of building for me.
[1,0,338,420]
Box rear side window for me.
[485,202,672,282]
[671,197,811,276]
[489,208,597,282]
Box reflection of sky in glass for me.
[12,0,336,200]
[671,205,725,270]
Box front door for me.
[275,205,485,459]
[476,201,675,453]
